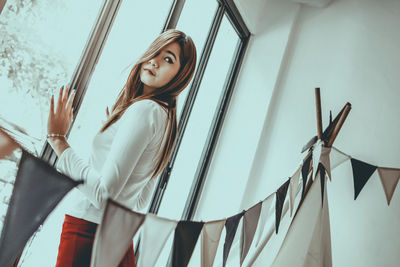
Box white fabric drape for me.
[320,146,332,180]
[289,167,301,217]
[271,173,332,267]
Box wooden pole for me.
[327,102,351,147]
[315,88,323,140]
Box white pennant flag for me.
[320,146,332,180]
[201,219,226,267]
[377,167,400,205]
[91,200,145,267]
[289,167,302,217]
[330,147,350,170]
[312,141,323,179]
[254,194,275,246]
[271,173,332,267]
[137,213,177,267]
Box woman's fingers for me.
[66,89,76,112]
[63,85,70,105]
[56,86,64,113]
[49,95,54,116]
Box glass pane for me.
[157,16,239,221]
[68,0,172,160]
[18,1,173,266]
[0,0,103,154]
[175,0,217,121]
[0,0,103,266]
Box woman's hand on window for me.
[47,85,76,136]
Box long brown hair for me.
[100,29,197,179]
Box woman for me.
[47,29,196,266]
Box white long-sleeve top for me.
[56,99,169,224]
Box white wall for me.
[196,0,400,266]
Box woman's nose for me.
[149,58,158,68]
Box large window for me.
[0,0,103,265]
[0,0,103,153]
[68,0,172,160]
[157,14,240,220]
[174,0,217,120]
[0,0,250,266]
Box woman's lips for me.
[144,68,155,76]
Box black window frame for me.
[34,0,250,263]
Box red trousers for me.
[55,215,135,267]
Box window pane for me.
[19,1,172,266]
[157,16,240,221]
[68,0,172,160]
[0,0,103,266]
[175,0,218,121]
[0,0,103,154]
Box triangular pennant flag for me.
[377,167,400,205]
[171,220,204,267]
[255,194,274,246]
[201,219,225,267]
[272,173,332,267]
[223,211,245,267]
[275,179,290,234]
[91,199,145,267]
[289,167,301,217]
[240,202,262,265]
[0,127,20,159]
[330,147,350,169]
[0,150,81,267]
[137,213,177,267]
[319,164,326,206]
[351,158,377,200]
[320,146,332,180]
[312,141,322,179]
[302,153,312,197]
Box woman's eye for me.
[164,57,173,64]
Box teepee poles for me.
[327,102,351,147]
[315,88,323,140]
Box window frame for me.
[148,0,250,223]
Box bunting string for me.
[2,142,400,267]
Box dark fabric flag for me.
[319,164,326,206]
[351,158,377,200]
[171,220,204,267]
[223,210,245,267]
[302,153,312,198]
[275,179,290,234]
[240,202,262,265]
[0,150,81,267]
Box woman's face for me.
[140,42,181,93]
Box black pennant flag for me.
[0,150,82,267]
[223,210,245,267]
[275,178,290,234]
[351,158,377,200]
[319,164,326,206]
[301,153,312,198]
[171,220,204,267]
